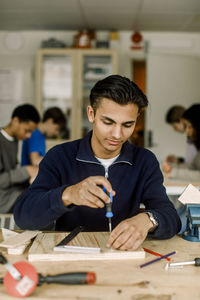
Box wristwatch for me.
[145,212,158,232]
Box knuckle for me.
[122,222,129,231]
[82,181,88,189]
[129,224,136,232]
[79,187,85,195]
[110,231,118,240]
[134,230,142,239]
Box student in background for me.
[0,104,40,213]
[21,107,66,166]
[14,75,181,250]
[163,104,200,181]
[165,105,197,164]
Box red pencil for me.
[143,247,171,261]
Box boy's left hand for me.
[106,213,153,251]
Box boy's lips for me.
[107,139,121,146]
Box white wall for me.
[118,31,200,161]
[146,53,200,161]
[1,30,200,160]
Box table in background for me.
[164,180,200,196]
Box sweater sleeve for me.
[14,147,71,230]
[141,151,181,239]
[0,165,30,188]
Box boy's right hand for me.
[25,165,38,178]
[166,155,178,164]
[162,161,172,179]
[62,176,115,208]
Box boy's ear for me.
[87,105,95,123]
[12,116,20,125]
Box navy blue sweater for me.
[14,132,181,238]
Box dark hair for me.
[183,104,200,149]
[43,107,66,131]
[89,75,148,113]
[165,105,185,124]
[12,104,40,123]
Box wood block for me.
[0,230,39,248]
[1,228,29,255]
[28,232,145,262]
[178,183,200,204]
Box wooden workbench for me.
[0,233,200,300]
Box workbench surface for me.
[0,232,200,300]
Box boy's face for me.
[182,119,195,140]
[45,119,60,138]
[172,120,185,133]
[12,117,37,140]
[87,98,139,158]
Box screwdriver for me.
[37,272,96,285]
[104,187,113,232]
[167,257,200,268]
[0,272,96,286]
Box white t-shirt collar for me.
[96,154,120,169]
[0,129,15,141]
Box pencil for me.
[140,251,176,268]
[143,247,171,261]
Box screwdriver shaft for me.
[108,218,112,232]
[104,189,113,232]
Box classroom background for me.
[1,0,200,162]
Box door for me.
[130,60,146,147]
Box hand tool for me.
[181,204,200,242]
[0,253,96,297]
[0,272,96,286]
[167,257,200,268]
[0,253,38,297]
[37,271,96,285]
[104,188,113,232]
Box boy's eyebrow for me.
[101,115,136,125]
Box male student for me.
[14,75,181,251]
[0,104,40,213]
[165,105,197,164]
[21,107,66,166]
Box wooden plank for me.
[28,232,145,262]
[1,228,29,255]
[0,230,39,248]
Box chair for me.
[0,214,18,230]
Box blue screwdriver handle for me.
[103,187,113,218]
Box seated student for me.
[0,104,40,213]
[163,104,200,181]
[165,105,197,164]
[14,75,181,251]
[21,107,66,166]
